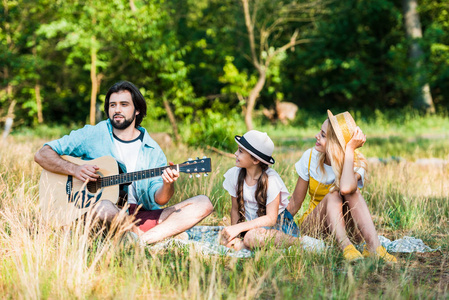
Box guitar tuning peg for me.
[203,156,207,159]
[189,174,193,178]
[204,173,208,177]
[196,157,200,160]
[188,158,193,161]
[196,174,201,178]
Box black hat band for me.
[235,135,275,164]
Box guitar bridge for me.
[66,176,73,195]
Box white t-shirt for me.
[223,167,290,221]
[295,148,365,188]
[113,132,143,204]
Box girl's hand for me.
[220,225,242,244]
[346,126,366,151]
[225,238,246,251]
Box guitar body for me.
[39,155,119,226]
[39,155,211,226]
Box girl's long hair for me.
[318,118,368,192]
[236,162,269,223]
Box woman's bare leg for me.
[342,190,380,251]
[301,192,352,250]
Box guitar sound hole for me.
[87,182,98,193]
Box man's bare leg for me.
[139,195,213,244]
[91,200,120,223]
[91,200,141,235]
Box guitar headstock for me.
[179,157,212,177]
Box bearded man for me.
[35,81,213,244]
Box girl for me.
[287,110,397,262]
[220,130,300,250]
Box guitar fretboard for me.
[99,165,178,187]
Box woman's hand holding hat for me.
[346,126,366,152]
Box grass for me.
[1,115,448,299]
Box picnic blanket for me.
[146,226,440,258]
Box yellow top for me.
[297,150,333,224]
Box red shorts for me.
[128,204,164,232]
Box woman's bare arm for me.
[286,177,309,216]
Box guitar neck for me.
[99,165,178,187]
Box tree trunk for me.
[31,34,44,124]
[162,98,181,143]
[242,0,262,131]
[90,36,98,125]
[129,0,137,12]
[95,73,104,123]
[2,67,15,142]
[35,82,44,123]
[245,70,266,131]
[2,100,16,142]
[402,0,435,113]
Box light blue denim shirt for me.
[45,119,166,210]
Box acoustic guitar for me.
[39,155,211,226]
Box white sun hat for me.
[234,130,275,165]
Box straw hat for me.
[235,130,275,165]
[327,110,357,151]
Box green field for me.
[0,117,448,298]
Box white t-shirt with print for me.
[223,167,290,221]
[295,148,365,188]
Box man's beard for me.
[110,112,136,130]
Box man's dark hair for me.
[104,81,147,127]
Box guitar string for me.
[94,160,209,188]
[86,159,210,192]
[98,164,196,187]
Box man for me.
[35,80,214,244]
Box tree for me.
[115,0,200,143]
[1,0,52,126]
[419,0,449,110]
[0,0,16,121]
[37,1,121,125]
[402,0,435,113]
[221,0,317,130]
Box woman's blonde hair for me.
[318,118,368,192]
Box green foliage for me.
[2,0,449,133]
[282,0,411,111]
[181,102,245,151]
[420,0,449,109]
[13,123,88,140]
[219,56,257,101]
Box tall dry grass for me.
[0,135,448,299]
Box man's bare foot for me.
[131,226,144,237]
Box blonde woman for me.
[287,110,396,262]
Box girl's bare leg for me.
[243,228,299,249]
